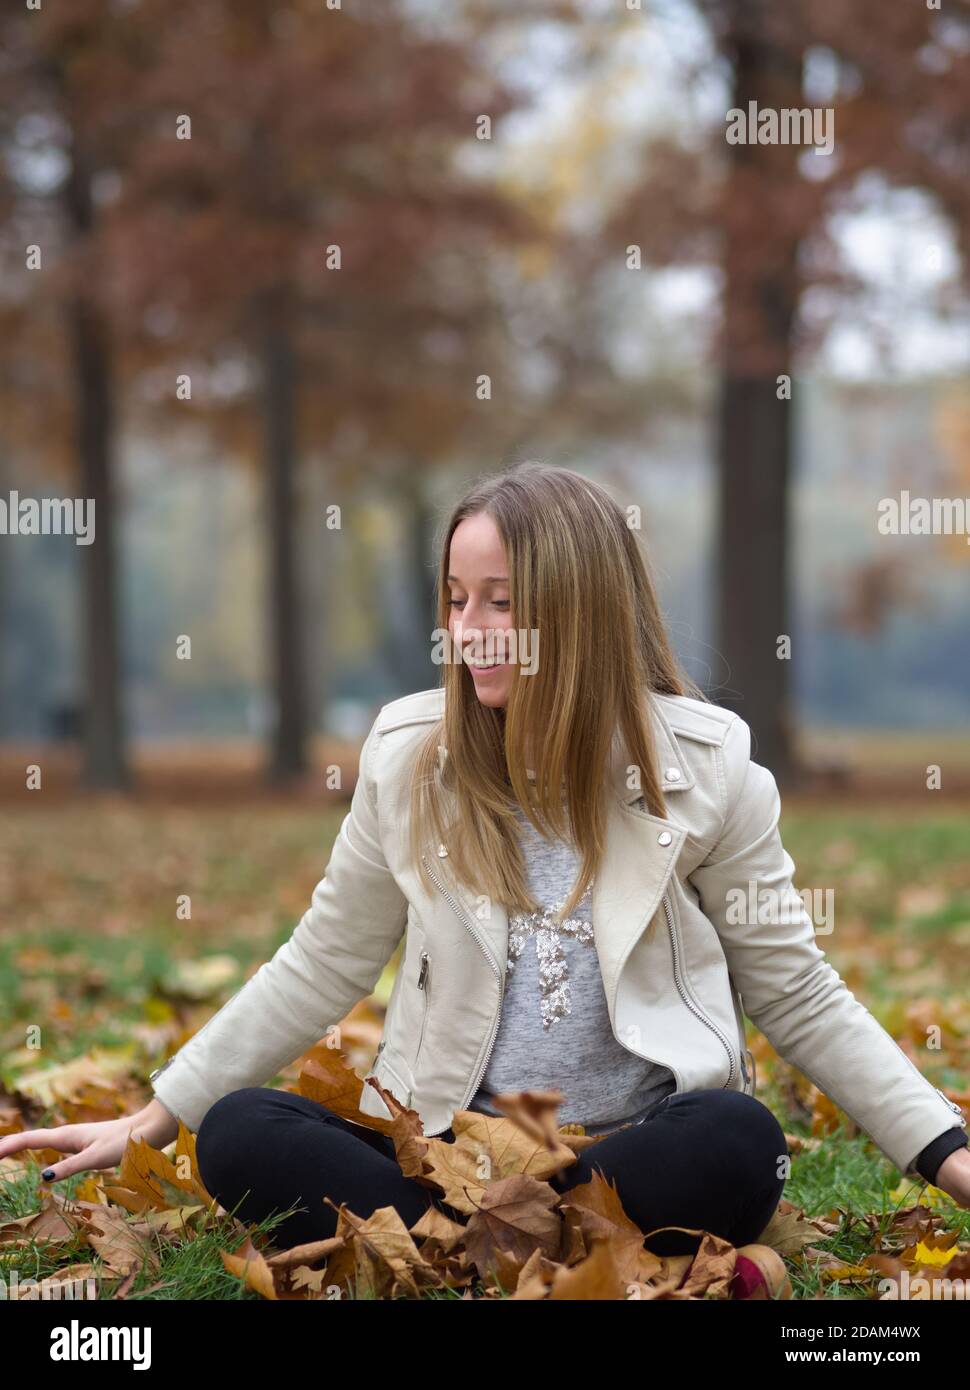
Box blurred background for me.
[0,0,967,1174]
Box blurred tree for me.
[710,0,970,779]
[605,0,970,782]
[0,0,546,781]
[0,1,162,787]
[105,0,546,780]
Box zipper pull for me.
[417,951,430,989]
[746,1049,757,1095]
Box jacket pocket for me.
[413,950,431,1077]
[663,891,742,1089]
[364,1042,416,1110]
[379,1048,413,1104]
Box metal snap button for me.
[665,767,681,782]
[657,830,673,846]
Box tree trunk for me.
[381,468,439,693]
[715,1,802,786]
[716,378,796,782]
[257,284,307,781]
[63,131,130,790]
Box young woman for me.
[4,463,968,1274]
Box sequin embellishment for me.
[507,881,595,1029]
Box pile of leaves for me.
[2,1041,968,1301]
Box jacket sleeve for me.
[149,713,409,1132]
[688,713,968,1178]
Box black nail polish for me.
[41,1168,55,1180]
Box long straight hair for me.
[408,461,709,925]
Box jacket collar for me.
[435,689,695,805]
[609,690,696,802]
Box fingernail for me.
[41,1168,55,1180]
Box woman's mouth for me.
[464,654,509,676]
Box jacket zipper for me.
[729,981,756,1095]
[936,1089,966,1124]
[421,851,503,1134]
[367,951,431,1108]
[745,1048,757,1096]
[892,1039,967,1126]
[413,950,431,1077]
[662,892,739,1088]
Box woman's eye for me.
[447,599,510,610]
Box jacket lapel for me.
[429,692,693,1016]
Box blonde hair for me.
[408,461,708,925]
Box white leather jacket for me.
[150,686,966,1175]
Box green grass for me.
[757,1072,970,1299]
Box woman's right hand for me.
[0,1099,181,1183]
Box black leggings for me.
[195,1085,788,1258]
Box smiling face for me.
[446,512,515,710]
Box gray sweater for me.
[467,796,676,1133]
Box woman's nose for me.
[457,602,486,632]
